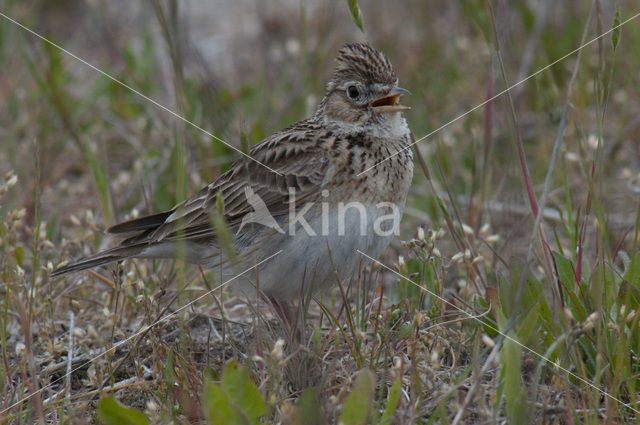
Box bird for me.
[52,42,414,311]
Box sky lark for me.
[52,42,414,303]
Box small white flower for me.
[270,338,285,359]
[587,134,600,150]
[430,350,440,369]
[563,308,574,322]
[626,310,636,323]
[6,173,18,187]
[482,334,495,348]
[70,215,81,226]
[565,151,580,162]
[462,223,474,236]
[88,325,99,339]
[583,312,599,331]
[451,252,464,263]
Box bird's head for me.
[318,43,410,127]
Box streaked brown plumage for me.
[52,42,414,302]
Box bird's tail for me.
[50,245,145,277]
[51,209,175,277]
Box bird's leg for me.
[268,297,302,343]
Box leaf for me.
[612,9,621,51]
[552,251,575,293]
[551,251,587,321]
[220,360,268,423]
[622,251,640,302]
[201,381,244,425]
[166,346,174,386]
[517,301,540,346]
[14,245,24,267]
[380,377,401,425]
[339,370,376,425]
[295,388,322,425]
[98,396,149,425]
[484,286,501,315]
[503,336,528,424]
[201,361,267,425]
[346,0,364,32]
[618,280,640,311]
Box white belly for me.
[228,203,404,300]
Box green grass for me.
[1,0,640,423]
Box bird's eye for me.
[347,85,359,99]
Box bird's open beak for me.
[369,86,411,113]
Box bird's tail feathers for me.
[50,245,144,277]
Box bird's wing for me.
[108,120,337,245]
